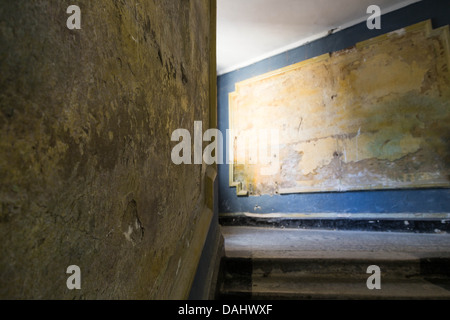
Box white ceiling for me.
[217,0,421,75]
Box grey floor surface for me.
[222,226,450,260]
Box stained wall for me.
[0,0,213,299]
[229,21,449,196]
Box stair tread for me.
[223,226,450,260]
[220,226,450,299]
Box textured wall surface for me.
[0,0,211,299]
[229,21,450,196]
[218,0,450,214]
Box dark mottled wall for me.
[0,0,211,299]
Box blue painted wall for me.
[218,0,450,214]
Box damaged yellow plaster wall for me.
[229,20,450,196]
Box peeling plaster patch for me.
[134,219,140,230]
[124,225,134,243]
[389,28,406,37]
[229,21,450,195]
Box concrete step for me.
[223,257,450,280]
[220,256,450,300]
[221,274,450,300]
[218,226,450,300]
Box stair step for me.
[222,226,450,259]
[223,257,450,279]
[221,256,450,299]
[221,276,450,300]
[219,226,450,300]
